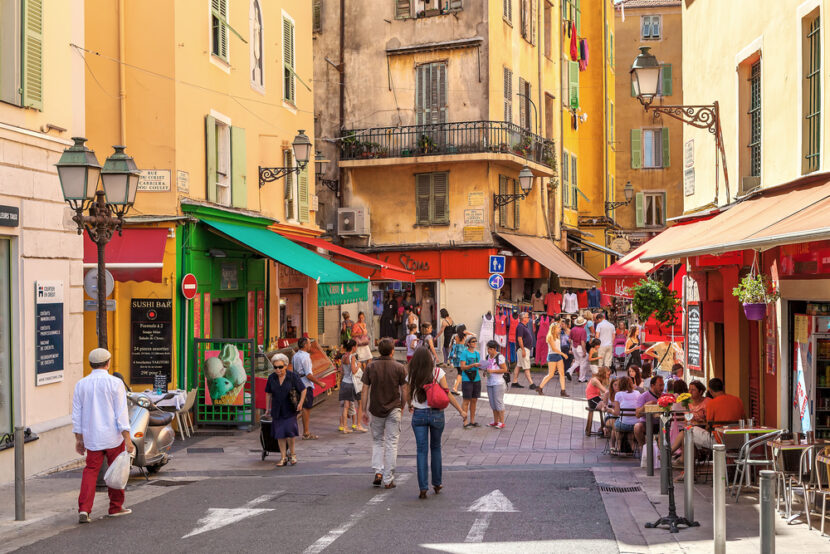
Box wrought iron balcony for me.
[339,121,556,170]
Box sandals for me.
[289,454,297,465]
[339,427,353,434]
[356,426,368,433]
[302,433,319,440]
[433,485,443,494]
[276,458,288,467]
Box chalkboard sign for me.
[686,302,702,372]
[130,298,173,384]
[153,372,168,393]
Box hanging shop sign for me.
[35,281,64,386]
[765,302,777,376]
[130,298,173,384]
[685,301,702,373]
[220,263,239,290]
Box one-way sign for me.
[489,255,506,274]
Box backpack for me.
[424,368,449,410]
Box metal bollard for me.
[14,426,25,521]
[713,444,726,554]
[684,427,694,522]
[660,417,670,495]
[760,470,776,554]
[646,415,654,476]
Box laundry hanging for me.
[570,23,578,60]
[578,39,589,71]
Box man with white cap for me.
[72,348,135,523]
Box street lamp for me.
[56,138,140,349]
[494,166,534,209]
[605,180,635,212]
[258,129,313,187]
[630,47,730,202]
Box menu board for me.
[130,298,173,384]
[686,301,702,373]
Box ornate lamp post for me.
[631,47,730,201]
[493,166,534,209]
[258,130,313,187]
[605,180,635,214]
[56,138,140,348]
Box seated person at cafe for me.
[688,377,745,449]
[634,376,664,450]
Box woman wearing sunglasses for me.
[265,353,307,467]
[457,335,482,428]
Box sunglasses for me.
[273,364,286,369]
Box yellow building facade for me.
[82,0,318,392]
[560,0,617,278]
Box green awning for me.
[200,218,368,306]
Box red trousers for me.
[78,440,126,514]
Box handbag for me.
[353,368,364,394]
[287,375,300,412]
[424,369,449,410]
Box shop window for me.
[641,15,661,40]
[250,0,264,91]
[0,239,10,439]
[635,191,665,228]
[802,10,821,174]
[283,15,296,104]
[415,172,449,225]
[0,0,42,109]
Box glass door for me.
[814,334,830,438]
[0,239,11,439]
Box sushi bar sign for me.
[130,298,173,384]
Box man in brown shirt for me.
[361,338,407,488]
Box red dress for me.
[544,292,562,315]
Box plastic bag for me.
[104,450,132,490]
[639,443,661,469]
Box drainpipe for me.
[602,0,609,268]
[557,3,564,243]
[118,0,127,145]
[538,1,552,242]
[338,0,345,210]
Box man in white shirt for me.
[72,348,135,523]
[594,313,616,368]
[292,337,325,440]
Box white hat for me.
[88,348,112,365]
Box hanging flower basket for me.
[742,303,767,320]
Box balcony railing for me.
[339,121,556,170]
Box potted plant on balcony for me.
[732,270,779,320]
[418,134,437,155]
[630,278,680,328]
[513,135,533,157]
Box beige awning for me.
[641,175,830,262]
[497,233,596,287]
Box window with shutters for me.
[212,0,230,61]
[544,93,554,138]
[544,1,552,58]
[313,0,323,32]
[520,0,529,40]
[561,149,570,208]
[503,0,512,23]
[250,0,264,91]
[641,15,661,40]
[415,172,450,226]
[284,149,296,220]
[570,154,578,210]
[1,0,42,109]
[517,77,531,130]
[748,60,761,177]
[562,0,580,35]
[396,0,411,18]
[298,166,309,223]
[568,61,579,110]
[283,16,296,104]
[205,114,233,206]
[411,0,461,17]
[503,67,512,123]
[658,64,672,96]
[639,128,669,169]
[415,62,448,125]
[640,192,665,227]
[802,10,821,174]
[497,175,520,230]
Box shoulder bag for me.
[424,368,449,410]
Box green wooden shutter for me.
[396,0,410,18]
[661,127,670,167]
[571,155,578,211]
[415,64,427,125]
[503,68,512,123]
[561,151,569,208]
[230,126,246,208]
[575,0,581,34]
[416,174,432,224]
[513,179,521,229]
[435,63,447,124]
[630,129,642,169]
[432,172,449,224]
[298,167,309,222]
[635,192,645,227]
[498,175,508,225]
[22,0,43,110]
[284,150,294,217]
[661,64,672,96]
[205,116,218,203]
[283,17,295,102]
[568,62,579,110]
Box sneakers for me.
[78,511,90,524]
[510,383,524,388]
[495,422,505,429]
[529,383,537,390]
[560,390,570,397]
[107,508,132,518]
[487,422,498,427]
[373,473,383,487]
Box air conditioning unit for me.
[337,207,370,236]
[739,176,761,196]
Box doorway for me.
[280,289,304,339]
[212,297,242,338]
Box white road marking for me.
[466,489,518,513]
[182,491,284,539]
[463,513,493,543]
[302,474,411,554]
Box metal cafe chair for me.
[783,445,819,528]
[731,429,783,502]
[813,448,830,537]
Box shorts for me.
[614,420,635,432]
[517,347,531,369]
[303,387,314,410]
[487,384,505,411]
[547,352,563,363]
[508,342,517,364]
[587,396,601,410]
[338,381,356,403]
[462,380,482,399]
[689,426,715,449]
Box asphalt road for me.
[18,468,617,554]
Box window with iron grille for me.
[748,60,761,177]
[803,13,821,174]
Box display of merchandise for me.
[479,312,495,358]
[535,315,550,365]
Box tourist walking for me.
[338,339,360,434]
[293,337,325,440]
[595,313,615,368]
[511,312,536,389]
[458,335,482,427]
[449,324,472,396]
[538,317,569,397]
[352,311,373,362]
[265,353,307,467]
[361,338,408,488]
[405,348,466,499]
[72,348,135,523]
[437,308,456,365]
[567,316,588,381]
[421,321,439,361]
[483,340,508,428]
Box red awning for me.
[599,251,664,298]
[279,234,416,282]
[83,228,168,282]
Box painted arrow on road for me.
[464,489,518,543]
[182,491,284,539]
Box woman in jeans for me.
[405,347,466,499]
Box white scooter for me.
[126,392,175,475]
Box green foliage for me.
[731,273,780,304]
[630,278,680,326]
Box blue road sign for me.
[488,274,505,291]
[489,255,506,274]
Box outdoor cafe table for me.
[770,439,829,473]
[719,426,780,487]
[142,389,187,411]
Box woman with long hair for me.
[611,376,641,455]
[598,378,621,440]
[624,324,642,371]
[670,380,709,455]
[405,347,465,499]
[537,317,569,397]
[449,324,472,396]
[352,311,373,362]
[437,308,455,364]
[627,365,643,391]
[585,366,609,436]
